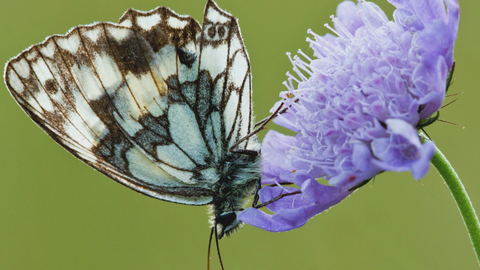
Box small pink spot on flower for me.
[349,175,356,181]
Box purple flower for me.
[239,0,459,232]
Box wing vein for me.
[131,30,166,115]
[121,114,202,168]
[226,65,249,147]
[224,20,240,147]
[101,23,143,113]
[74,25,129,152]
[196,14,223,156]
[34,44,101,142]
[21,53,97,147]
[7,65,46,116]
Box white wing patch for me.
[11,58,30,79]
[90,53,122,90]
[39,42,56,58]
[206,5,229,24]
[156,45,177,79]
[107,27,131,41]
[168,16,188,29]
[56,34,80,54]
[6,69,24,92]
[4,0,258,206]
[224,91,239,139]
[230,50,249,88]
[83,28,102,43]
[137,13,161,31]
[201,44,228,79]
[126,147,182,186]
[77,70,104,101]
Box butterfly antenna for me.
[207,227,214,270]
[214,225,225,270]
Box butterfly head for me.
[214,210,244,239]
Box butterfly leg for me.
[252,177,262,207]
[253,116,273,129]
[229,102,285,154]
[251,180,301,209]
[251,177,295,207]
[229,149,259,158]
[252,188,301,209]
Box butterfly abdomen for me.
[209,146,261,238]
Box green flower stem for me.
[420,132,480,266]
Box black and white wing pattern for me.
[4,0,259,209]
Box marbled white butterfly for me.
[4,0,262,242]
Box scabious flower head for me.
[239,0,459,231]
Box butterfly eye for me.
[216,212,237,227]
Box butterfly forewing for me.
[200,2,253,152]
[5,0,256,206]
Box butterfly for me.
[4,0,262,244]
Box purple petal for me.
[360,2,389,29]
[239,180,353,232]
[386,118,421,147]
[238,208,308,232]
[261,130,296,185]
[271,101,300,132]
[411,140,436,179]
[445,0,460,41]
[258,186,305,213]
[388,0,447,25]
[335,1,364,35]
[371,119,435,179]
[393,8,424,32]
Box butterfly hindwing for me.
[4,1,255,205]
[5,23,213,204]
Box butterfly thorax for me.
[208,148,261,239]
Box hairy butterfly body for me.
[4,0,260,238]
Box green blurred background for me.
[0,0,478,269]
